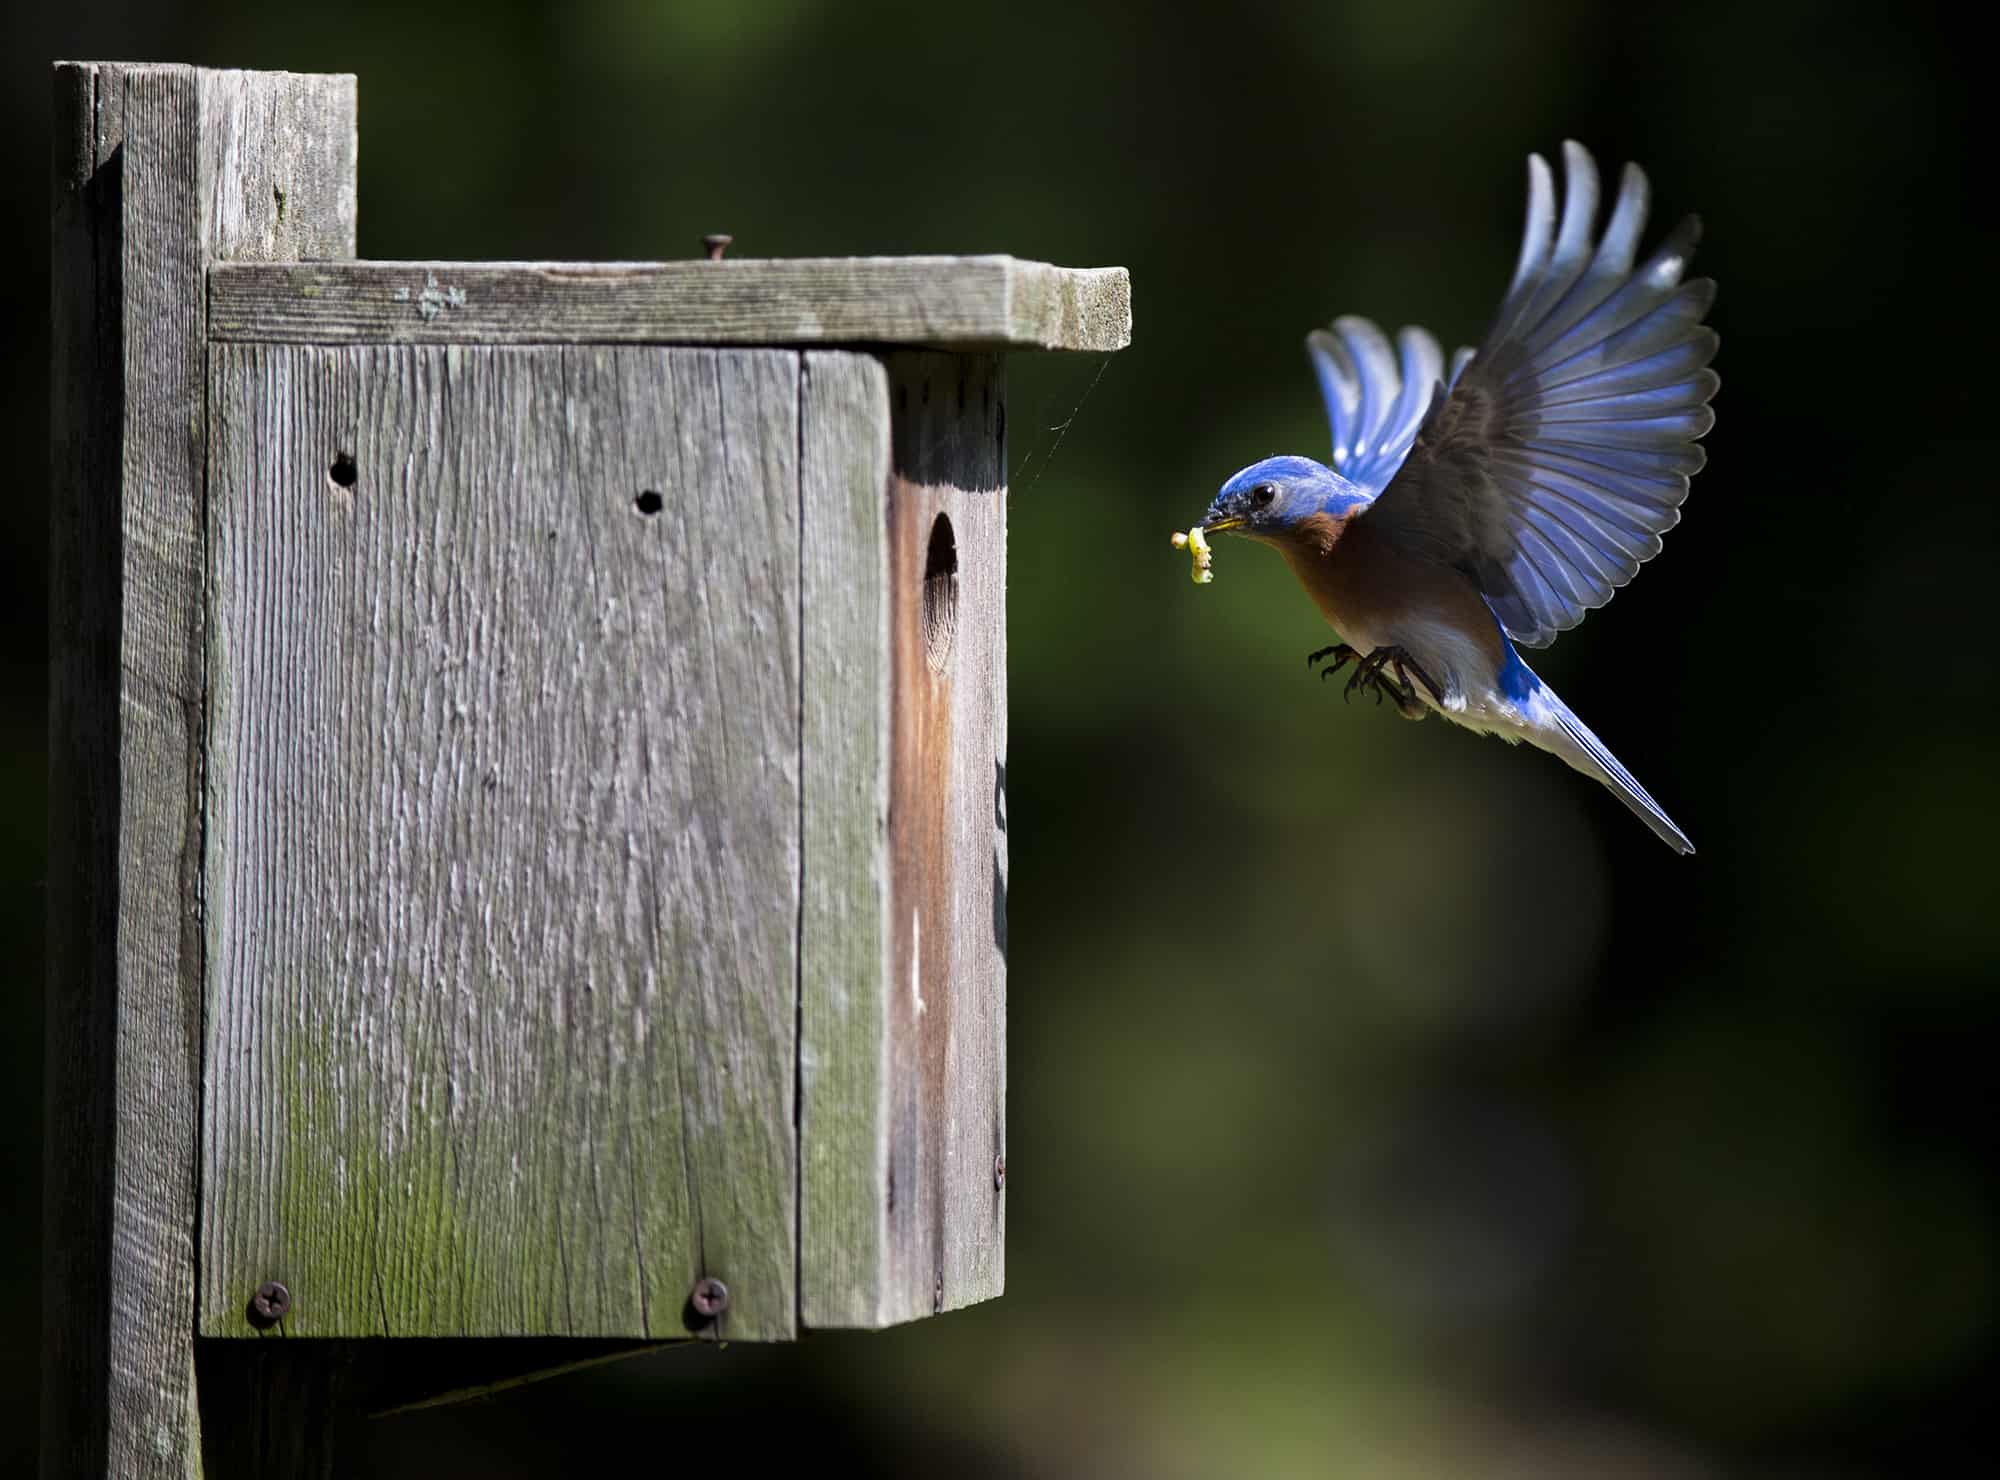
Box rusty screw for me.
[247,1280,291,1328]
[702,233,733,262]
[993,1154,1006,1191]
[688,1276,730,1320]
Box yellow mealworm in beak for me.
[1170,526,1214,584]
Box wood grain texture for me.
[884,353,1008,1321]
[44,63,356,1480]
[798,352,1008,1326]
[797,352,893,1325]
[196,69,359,263]
[45,59,123,1480]
[207,257,1132,352]
[201,344,800,1342]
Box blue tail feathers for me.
[1542,688,1695,854]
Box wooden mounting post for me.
[47,62,358,1478]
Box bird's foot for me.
[1307,644,1360,680]
[1343,645,1444,718]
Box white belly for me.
[1324,606,1526,728]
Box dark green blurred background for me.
[6,3,1992,1475]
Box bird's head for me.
[1201,456,1371,545]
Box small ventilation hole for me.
[922,513,958,675]
[329,451,357,488]
[634,489,663,515]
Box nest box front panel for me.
[200,342,801,1338]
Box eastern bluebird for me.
[1194,143,1716,853]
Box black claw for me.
[1330,645,1444,715]
[1309,643,1359,683]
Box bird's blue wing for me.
[1307,317,1463,496]
[1361,142,1719,647]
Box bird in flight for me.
[1189,142,1717,853]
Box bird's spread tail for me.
[1534,686,1695,855]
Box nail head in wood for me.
[247,1281,291,1328]
[703,233,732,261]
[687,1276,730,1322]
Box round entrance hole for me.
[922,513,958,674]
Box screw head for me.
[247,1281,291,1327]
[702,233,733,261]
[688,1276,730,1319]
[993,1154,1006,1191]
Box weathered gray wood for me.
[45,62,356,1480]
[798,352,893,1325]
[197,69,360,263]
[207,257,1133,352]
[798,352,1008,1325]
[53,72,1058,1447]
[200,344,799,1341]
[45,64,121,1480]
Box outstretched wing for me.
[1307,316,1468,496]
[1362,141,1719,648]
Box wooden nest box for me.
[46,62,1127,1472]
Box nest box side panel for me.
[799,350,1007,1326]
[885,353,1009,1321]
[201,342,800,1339]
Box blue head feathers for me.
[1202,455,1372,538]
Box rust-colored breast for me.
[1279,516,1505,669]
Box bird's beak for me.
[1201,488,1251,534]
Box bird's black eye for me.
[1251,483,1278,509]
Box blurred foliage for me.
[3,1,1992,1475]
